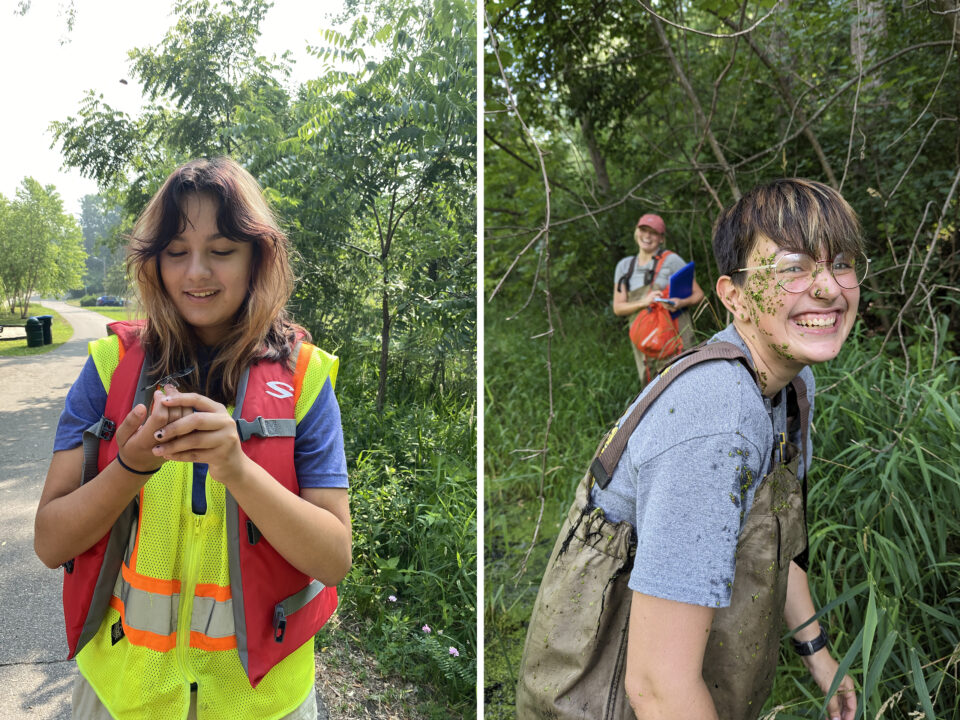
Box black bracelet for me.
[115,454,158,476]
[792,626,829,656]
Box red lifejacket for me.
[62,321,337,686]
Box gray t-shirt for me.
[590,325,814,608]
[614,251,687,294]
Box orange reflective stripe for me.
[194,583,232,602]
[109,596,177,652]
[189,631,238,651]
[292,342,311,404]
[121,562,181,596]
[117,337,126,363]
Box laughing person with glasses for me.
[517,178,863,720]
[622,179,863,718]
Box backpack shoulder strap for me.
[786,374,811,570]
[616,255,637,294]
[590,341,756,488]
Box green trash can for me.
[25,317,44,348]
[37,315,53,344]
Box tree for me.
[50,0,289,218]
[0,179,85,316]
[79,194,123,294]
[485,0,960,344]
[274,0,476,412]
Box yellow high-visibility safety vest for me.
[77,333,338,720]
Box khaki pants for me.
[71,672,319,720]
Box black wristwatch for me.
[792,626,829,656]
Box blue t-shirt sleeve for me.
[54,356,107,452]
[294,378,348,489]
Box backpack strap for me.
[787,375,811,571]
[590,341,756,489]
[616,255,637,294]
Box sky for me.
[0,0,350,218]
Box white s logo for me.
[265,381,294,399]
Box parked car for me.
[96,296,125,306]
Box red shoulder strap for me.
[98,325,147,472]
[652,250,673,275]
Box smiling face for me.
[158,193,254,346]
[634,225,664,255]
[732,235,859,389]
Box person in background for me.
[612,213,704,383]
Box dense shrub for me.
[325,353,477,714]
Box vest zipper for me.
[177,514,204,686]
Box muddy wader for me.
[515,342,810,720]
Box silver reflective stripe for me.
[113,572,236,641]
[191,595,235,639]
[115,574,179,637]
[281,580,326,615]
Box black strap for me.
[590,341,756,488]
[616,255,637,294]
[788,375,811,571]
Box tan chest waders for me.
[623,276,694,384]
[515,342,810,720]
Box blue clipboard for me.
[667,261,694,318]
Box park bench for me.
[0,324,28,341]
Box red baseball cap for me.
[636,213,666,235]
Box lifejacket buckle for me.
[236,416,266,442]
[98,418,116,441]
[273,604,287,642]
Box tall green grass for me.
[768,330,960,719]
[484,304,959,719]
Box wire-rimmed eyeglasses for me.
[732,251,871,294]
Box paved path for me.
[0,299,113,719]
[0,301,330,719]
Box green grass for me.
[0,303,74,357]
[91,307,142,322]
[484,302,960,720]
[65,298,142,322]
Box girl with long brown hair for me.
[36,157,351,719]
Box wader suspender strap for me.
[590,342,756,489]
[226,341,327,652]
[789,375,811,572]
[616,251,671,294]
[616,256,637,294]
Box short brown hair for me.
[713,178,863,285]
[127,156,308,402]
